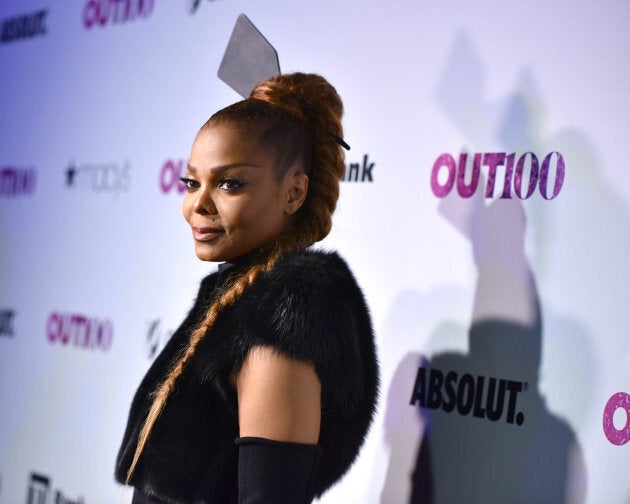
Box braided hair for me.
[126,73,346,482]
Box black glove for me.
[235,436,323,504]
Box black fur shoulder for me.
[226,248,378,418]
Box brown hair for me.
[126,73,345,482]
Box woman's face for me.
[182,123,308,262]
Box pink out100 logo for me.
[83,0,155,29]
[431,151,565,200]
[47,312,113,351]
[160,159,187,194]
[603,392,630,446]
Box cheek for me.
[250,204,286,237]
[182,195,193,222]
[226,204,269,237]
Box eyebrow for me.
[186,163,261,175]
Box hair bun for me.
[250,73,344,140]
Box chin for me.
[193,244,224,263]
[195,253,217,262]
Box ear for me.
[285,172,309,215]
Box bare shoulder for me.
[236,345,321,444]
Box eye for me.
[179,177,199,191]
[218,177,245,191]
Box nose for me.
[192,186,218,216]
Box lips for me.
[192,226,224,242]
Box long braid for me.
[126,72,344,483]
[126,251,282,483]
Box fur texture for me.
[115,249,379,503]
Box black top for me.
[115,249,379,503]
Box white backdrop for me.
[1,0,629,503]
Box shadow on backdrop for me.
[378,29,605,503]
[412,31,588,503]
[408,196,586,503]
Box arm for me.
[237,345,321,442]
[235,345,322,503]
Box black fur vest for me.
[115,249,379,503]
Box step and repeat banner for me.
[1,0,629,503]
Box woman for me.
[115,73,379,503]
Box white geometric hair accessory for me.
[217,14,280,99]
